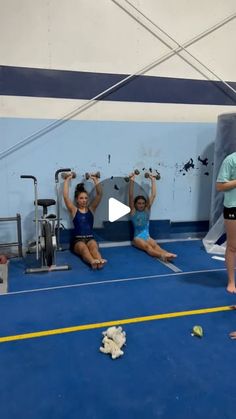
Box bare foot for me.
[229,331,236,339]
[161,253,177,262]
[226,283,236,293]
[91,259,100,270]
[97,259,107,269]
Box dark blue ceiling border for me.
[0,65,235,105]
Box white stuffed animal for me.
[102,326,126,349]
[100,326,126,359]
[100,336,124,359]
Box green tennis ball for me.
[192,325,203,338]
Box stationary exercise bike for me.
[21,173,71,274]
[55,168,76,251]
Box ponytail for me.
[74,183,87,199]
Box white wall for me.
[1,0,235,79]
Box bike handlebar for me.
[20,175,37,183]
[55,168,72,182]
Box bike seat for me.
[35,199,56,216]
[36,199,56,208]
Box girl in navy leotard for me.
[63,173,107,269]
[129,172,177,262]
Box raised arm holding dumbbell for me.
[85,171,100,180]
[85,172,103,213]
[124,169,140,183]
[144,171,161,180]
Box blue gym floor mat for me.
[0,269,234,338]
[162,240,225,272]
[0,238,235,419]
[1,311,236,419]
[7,240,225,292]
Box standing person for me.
[216,152,236,293]
[63,173,107,269]
[129,172,177,262]
[0,255,7,284]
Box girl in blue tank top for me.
[129,172,177,262]
[63,173,107,269]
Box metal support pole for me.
[16,213,23,257]
[21,175,39,260]
[55,168,72,250]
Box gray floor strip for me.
[99,238,201,248]
[157,259,182,272]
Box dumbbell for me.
[144,172,161,180]
[61,171,77,180]
[124,169,140,182]
[85,171,101,180]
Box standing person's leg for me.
[224,219,236,293]
[87,240,107,269]
[74,241,99,269]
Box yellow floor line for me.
[0,305,235,343]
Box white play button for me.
[108,197,130,222]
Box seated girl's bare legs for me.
[74,241,99,269]
[147,238,177,261]
[87,240,107,269]
[132,237,177,261]
[132,237,151,253]
[224,219,236,293]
